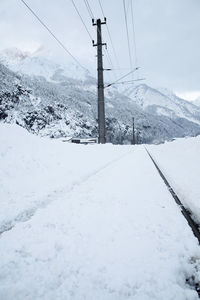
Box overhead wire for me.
[125,0,131,17]
[84,0,95,19]
[72,0,114,83]
[20,0,143,93]
[105,67,139,88]
[81,0,118,83]
[82,0,143,88]
[103,45,118,82]
[71,0,93,42]
[97,0,120,71]
[71,0,108,81]
[70,0,102,77]
[111,68,130,70]
[104,48,114,70]
[94,3,117,81]
[103,48,114,83]
[98,0,119,79]
[103,51,112,82]
[19,0,87,70]
[82,0,109,80]
[123,0,133,74]
[130,0,138,68]
[113,78,145,85]
[93,18,117,82]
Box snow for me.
[0,124,200,299]
[1,55,200,144]
[193,97,200,107]
[131,84,200,125]
[0,124,130,232]
[0,47,89,82]
[149,136,200,224]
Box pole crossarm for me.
[92,18,106,26]
[92,41,107,47]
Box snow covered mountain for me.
[1,48,200,144]
[192,97,200,107]
[130,84,200,125]
[0,47,90,82]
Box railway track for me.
[145,147,200,296]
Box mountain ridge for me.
[0,48,200,144]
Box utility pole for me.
[92,18,106,144]
[132,117,136,145]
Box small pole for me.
[132,117,135,145]
[93,18,106,144]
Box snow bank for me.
[0,124,131,231]
[149,136,200,223]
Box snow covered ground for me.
[0,124,130,233]
[0,124,200,299]
[149,136,200,223]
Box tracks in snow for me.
[2,146,200,244]
[0,150,133,237]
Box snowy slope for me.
[0,47,90,82]
[0,123,200,299]
[193,97,200,107]
[1,48,200,144]
[130,84,200,125]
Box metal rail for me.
[145,147,200,244]
[145,147,200,296]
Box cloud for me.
[0,0,199,99]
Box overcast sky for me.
[0,0,200,100]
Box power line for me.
[93,16,117,82]
[104,48,114,69]
[111,68,131,70]
[95,0,118,80]
[123,0,133,72]
[126,0,131,16]
[103,57,112,83]
[84,0,94,19]
[20,0,87,70]
[130,0,138,67]
[105,68,139,88]
[113,78,145,85]
[71,0,93,41]
[98,0,120,69]
[85,1,118,82]
[103,48,116,82]
[98,0,105,17]
[104,48,118,81]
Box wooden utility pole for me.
[132,117,136,145]
[93,18,106,144]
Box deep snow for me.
[0,124,200,299]
[0,124,130,232]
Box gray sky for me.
[0,0,200,100]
